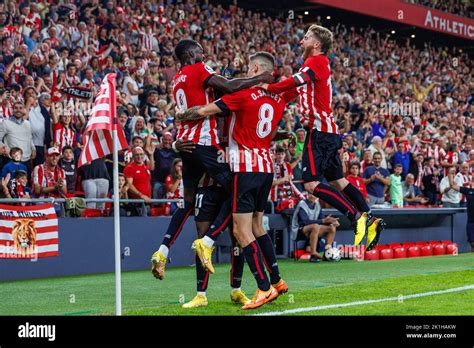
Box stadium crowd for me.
[0,0,472,216]
[405,0,474,19]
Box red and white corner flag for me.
[78,73,128,167]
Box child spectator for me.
[165,158,183,215]
[58,145,77,194]
[1,147,27,181]
[389,164,404,207]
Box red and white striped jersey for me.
[268,54,338,134]
[442,151,459,177]
[173,62,219,146]
[216,87,286,173]
[457,172,472,203]
[424,145,446,167]
[32,164,66,198]
[53,123,76,152]
[140,31,157,50]
[0,102,12,120]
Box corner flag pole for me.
[111,83,122,316]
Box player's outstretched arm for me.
[264,68,316,94]
[207,71,274,94]
[176,103,223,122]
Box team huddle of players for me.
[150,25,386,310]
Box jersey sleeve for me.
[215,90,248,113]
[281,88,299,104]
[123,165,132,179]
[267,65,317,94]
[200,63,217,85]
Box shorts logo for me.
[303,167,307,172]
[195,208,200,216]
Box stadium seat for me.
[428,240,441,246]
[433,244,446,255]
[293,249,306,259]
[407,246,421,258]
[415,241,428,247]
[446,243,458,255]
[81,208,103,218]
[402,242,415,248]
[374,244,387,251]
[420,245,433,257]
[379,248,393,260]
[364,249,379,261]
[393,247,407,259]
[299,252,311,261]
[441,240,453,245]
[388,243,402,249]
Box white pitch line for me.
[253,284,474,316]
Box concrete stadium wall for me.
[0,211,469,282]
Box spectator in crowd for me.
[441,143,459,177]
[25,87,51,167]
[32,146,66,214]
[58,146,76,194]
[294,128,306,157]
[363,152,390,206]
[389,164,404,207]
[124,146,154,208]
[272,146,302,211]
[457,162,472,207]
[360,149,373,173]
[410,153,425,188]
[165,158,183,215]
[2,170,31,200]
[368,136,388,169]
[403,173,429,206]
[346,163,368,201]
[79,158,110,210]
[51,103,82,152]
[0,102,36,173]
[422,157,441,206]
[291,194,339,263]
[152,131,176,199]
[1,147,27,182]
[440,167,462,208]
[392,142,410,179]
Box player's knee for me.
[304,181,320,193]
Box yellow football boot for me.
[353,212,369,246]
[150,250,167,280]
[366,217,386,251]
[182,294,208,308]
[230,289,251,305]
[192,239,215,274]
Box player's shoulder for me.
[304,54,329,67]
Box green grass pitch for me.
[1,254,473,316]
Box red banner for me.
[310,0,474,40]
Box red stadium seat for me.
[393,247,407,259]
[293,250,306,259]
[446,243,458,255]
[388,243,402,249]
[402,242,415,248]
[379,248,393,260]
[374,244,387,251]
[420,245,433,257]
[299,252,311,260]
[433,244,446,255]
[81,208,103,218]
[407,246,421,258]
[364,249,379,261]
[415,241,428,247]
[441,240,453,245]
[428,240,441,246]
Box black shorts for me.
[467,223,474,243]
[301,128,344,183]
[194,186,227,222]
[181,144,232,193]
[232,172,273,214]
[296,225,308,240]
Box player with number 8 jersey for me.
[177,52,289,309]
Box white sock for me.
[202,236,215,248]
[158,245,169,258]
[197,291,206,297]
[231,288,240,293]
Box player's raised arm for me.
[264,67,316,95]
[206,71,274,94]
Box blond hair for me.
[308,25,333,54]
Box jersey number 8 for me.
[257,103,274,138]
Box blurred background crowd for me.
[0,0,472,216]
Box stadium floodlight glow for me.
[326,16,331,19]
[304,11,309,15]
[411,34,415,38]
[391,30,396,34]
